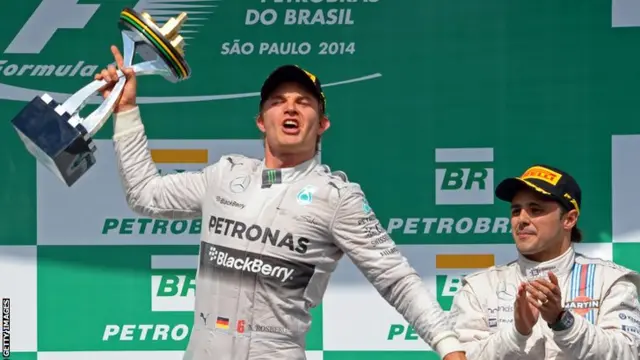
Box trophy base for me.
[118,7,191,82]
[11,95,97,187]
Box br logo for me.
[434,148,494,205]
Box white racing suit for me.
[111,107,463,359]
[450,245,640,359]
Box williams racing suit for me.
[449,245,640,359]
[111,106,463,359]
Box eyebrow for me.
[268,94,313,103]
[267,94,285,101]
[511,201,543,209]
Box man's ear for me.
[562,209,579,231]
[318,115,330,135]
[256,113,266,133]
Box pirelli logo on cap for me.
[520,166,562,186]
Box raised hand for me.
[526,272,564,324]
[515,282,539,336]
[94,45,137,113]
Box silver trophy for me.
[10,8,191,187]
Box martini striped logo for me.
[565,263,599,323]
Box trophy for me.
[10,7,192,187]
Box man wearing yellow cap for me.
[449,164,640,359]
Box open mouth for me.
[282,119,300,134]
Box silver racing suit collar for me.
[517,245,576,281]
[260,156,319,188]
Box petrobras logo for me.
[103,147,210,237]
[0,0,382,104]
[385,147,511,238]
[434,147,494,205]
[150,254,197,312]
[434,253,495,310]
[385,247,507,348]
[36,139,265,245]
[101,251,196,344]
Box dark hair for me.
[571,227,583,243]
[559,207,582,243]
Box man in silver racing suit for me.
[449,164,640,359]
[96,46,467,360]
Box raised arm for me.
[112,106,218,219]
[330,184,464,358]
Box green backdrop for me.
[1,0,639,359]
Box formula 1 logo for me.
[0,0,382,104]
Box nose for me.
[517,210,531,228]
[284,100,298,115]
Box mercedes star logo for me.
[230,176,251,193]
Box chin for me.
[513,236,540,254]
[270,141,305,156]
[276,132,301,142]
[515,239,542,255]
[277,140,304,151]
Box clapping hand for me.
[515,282,539,336]
[526,271,564,324]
